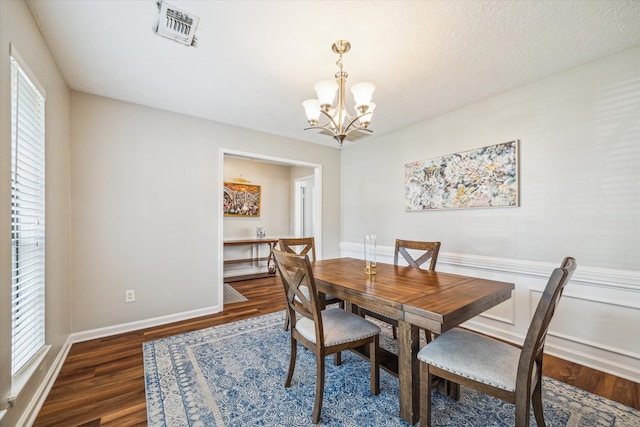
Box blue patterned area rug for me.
[143,311,639,426]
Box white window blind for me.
[10,54,46,376]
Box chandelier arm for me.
[305,112,374,136]
[343,126,373,136]
[303,124,338,136]
[342,117,363,134]
[318,109,340,131]
[304,125,336,135]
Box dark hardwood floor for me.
[33,276,639,426]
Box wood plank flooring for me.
[33,276,639,426]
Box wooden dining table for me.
[312,257,515,425]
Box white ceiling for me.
[27,0,640,149]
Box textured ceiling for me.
[27,0,640,148]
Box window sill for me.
[9,345,51,407]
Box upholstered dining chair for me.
[417,257,577,427]
[279,237,344,330]
[360,239,441,340]
[272,249,381,424]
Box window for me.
[10,53,46,377]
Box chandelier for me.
[302,40,376,148]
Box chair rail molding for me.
[340,241,640,382]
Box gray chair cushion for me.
[417,328,522,392]
[297,308,381,346]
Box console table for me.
[223,238,278,282]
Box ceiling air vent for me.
[156,1,200,46]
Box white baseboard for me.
[70,304,222,343]
[13,305,222,426]
[15,337,72,427]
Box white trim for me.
[313,165,323,257]
[545,343,640,382]
[14,337,72,427]
[548,329,640,361]
[9,346,50,404]
[293,175,314,238]
[218,150,225,310]
[340,240,640,382]
[70,304,221,343]
[9,43,47,97]
[339,241,640,288]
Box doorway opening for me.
[219,148,323,306]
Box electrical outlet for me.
[125,290,135,303]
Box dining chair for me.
[272,249,381,424]
[279,237,344,330]
[417,257,577,427]
[360,239,441,340]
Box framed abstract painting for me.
[404,140,519,211]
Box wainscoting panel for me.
[339,241,640,382]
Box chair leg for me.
[283,310,290,331]
[334,351,342,366]
[370,336,380,395]
[285,337,297,388]
[312,353,326,424]
[514,397,531,427]
[420,363,432,427]
[532,372,546,427]
[447,381,460,401]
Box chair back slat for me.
[394,240,441,271]
[279,237,316,262]
[273,249,324,340]
[517,257,577,388]
[274,251,380,423]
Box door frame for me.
[293,174,316,239]
[218,148,323,305]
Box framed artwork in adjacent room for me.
[223,182,261,216]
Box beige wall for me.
[0,0,72,425]
[2,0,637,422]
[69,92,341,334]
[223,157,292,239]
[339,46,640,381]
[341,47,640,271]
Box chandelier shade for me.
[302,40,376,147]
[314,80,339,107]
[302,99,321,124]
[351,82,376,110]
[358,102,375,127]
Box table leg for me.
[267,242,277,274]
[398,319,420,425]
[346,302,359,315]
